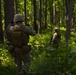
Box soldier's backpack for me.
[11,25,25,47]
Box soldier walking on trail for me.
[6,14,36,75]
[50,27,61,48]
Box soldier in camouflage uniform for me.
[7,14,36,75]
[50,27,61,48]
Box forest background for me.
[0,0,76,75]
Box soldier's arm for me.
[24,26,36,36]
[52,33,57,42]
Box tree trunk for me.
[0,0,4,43]
[49,0,53,25]
[49,0,53,33]
[33,0,38,33]
[4,0,14,30]
[62,0,66,27]
[14,0,20,13]
[44,0,47,29]
[39,0,42,33]
[65,0,74,45]
[24,0,27,25]
[53,0,56,26]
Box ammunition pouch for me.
[21,45,31,54]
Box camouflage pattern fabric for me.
[6,14,36,75]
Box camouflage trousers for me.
[14,48,31,75]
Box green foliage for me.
[30,44,76,75]
[0,28,76,75]
[29,28,76,75]
[0,44,16,75]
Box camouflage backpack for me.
[11,25,25,47]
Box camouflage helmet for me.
[14,14,24,23]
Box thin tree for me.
[49,0,53,33]
[53,0,56,26]
[14,0,20,13]
[0,0,3,43]
[44,0,47,29]
[24,0,27,25]
[39,0,42,33]
[65,0,74,45]
[33,0,38,33]
[49,0,53,25]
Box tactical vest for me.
[11,25,26,47]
